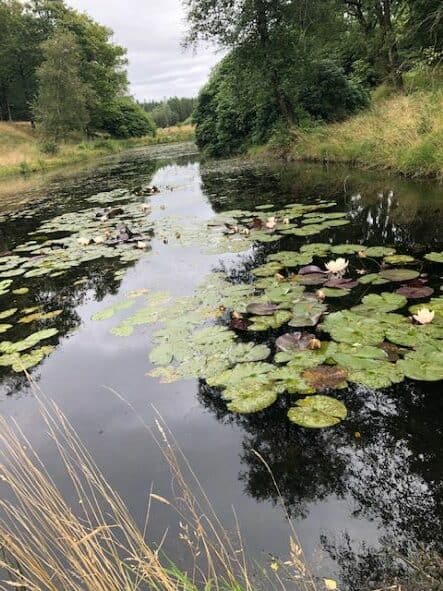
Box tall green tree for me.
[34,29,90,139]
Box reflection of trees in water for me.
[197,380,443,588]
[0,152,199,396]
[201,162,443,249]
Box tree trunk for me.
[377,0,403,88]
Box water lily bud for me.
[308,338,322,350]
[316,289,326,300]
[283,217,290,225]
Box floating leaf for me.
[0,324,12,334]
[396,285,434,299]
[0,279,13,295]
[288,395,347,428]
[0,309,17,320]
[364,246,396,258]
[303,365,348,390]
[289,300,327,327]
[348,360,404,389]
[398,350,443,381]
[267,252,313,267]
[424,252,443,263]
[379,268,420,282]
[248,310,292,331]
[207,362,275,388]
[352,292,407,314]
[276,332,317,352]
[252,262,284,277]
[330,244,363,255]
[12,287,29,295]
[19,310,62,323]
[92,300,135,321]
[299,265,325,275]
[296,273,327,286]
[324,278,358,289]
[246,302,279,316]
[358,273,389,285]
[223,379,280,413]
[384,254,415,265]
[320,311,385,345]
[320,287,351,298]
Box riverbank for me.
[0,122,195,179]
[287,83,443,180]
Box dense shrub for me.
[299,60,369,122]
[101,98,156,138]
[194,53,369,156]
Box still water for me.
[0,143,442,589]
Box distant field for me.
[0,122,195,178]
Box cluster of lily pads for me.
[0,187,156,372]
[93,196,443,428]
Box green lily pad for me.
[398,351,443,381]
[246,302,279,316]
[379,268,420,282]
[424,252,443,263]
[300,243,331,256]
[383,254,415,265]
[348,360,404,389]
[320,311,385,345]
[252,262,284,277]
[288,395,347,428]
[364,246,396,258]
[0,309,17,320]
[207,362,275,388]
[302,365,348,390]
[289,300,326,327]
[248,310,292,331]
[330,244,364,255]
[358,273,389,286]
[320,287,350,298]
[352,292,407,314]
[0,280,13,295]
[92,300,135,321]
[19,310,62,323]
[266,252,313,267]
[0,324,12,334]
[223,379,280,413]
[12,287,29,295]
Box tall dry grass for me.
[290,83,443,179]
[0,387,316,591]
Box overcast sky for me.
[67,0,221,101]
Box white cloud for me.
[67,0,222,100]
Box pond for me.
[0,142,442,590]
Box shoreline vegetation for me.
[0,122,195,180]
[285,86,443,180]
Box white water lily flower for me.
[413,307,435,325]
[265,216,276,229]
[325,258,349,275]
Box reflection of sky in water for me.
[0,149,442,589]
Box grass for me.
[0,385,318,591]
[264,67,443,179]
[0,122,195,179]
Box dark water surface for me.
[0,143,442,589]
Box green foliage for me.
[100,98,156,139]
[34,30,89,139]
[141,97,197,128]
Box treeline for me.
[139,97,196,128]
[184,0,443,156]
[0,0,155,140]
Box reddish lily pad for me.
[246,302,279,316]
[296,273,327,286]
[302,365,348,390]
[276,332,317,352]
[396,285,434,299]
[324,278,358,289]
[299,265,325,275]
[230,316,251,331]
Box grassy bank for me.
[0,122,195,179]
[285,81,443,179]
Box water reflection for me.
[0,152,442,589]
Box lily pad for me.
[320,287,351,298]
[383,254,415,265]
[330,244,364,255]
[0,309,17,320]
[396,285,434,299]
[289,300,326,327]
[303,365,348,390]
[296,273,327,286]
[364,246,396,258]
[358,273,389,286]
[246,302,279,316]
[248,310,292,331]
[320,311,385,345]
[252,262,284,277]
[379,268,420,282]
[276,332,317,352]
[223,379,280,413]
[352,292,407,314]
[0,324,12,334]
[348,360,404,389]
[207,362,275,388]
[288,395,347,428]
[424,252,443,263]
[398,350,443,381]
